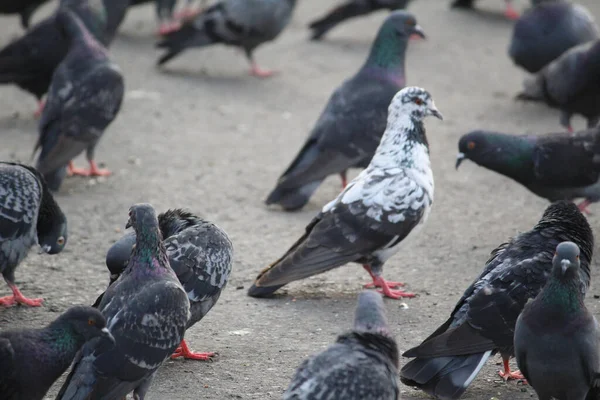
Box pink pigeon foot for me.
[577,199,592,215]
[68,161,111,177]
[503,4,520,20]
[499,359,526,381]
[171,340,216,361]
[410,33,424,41]
[362,265,415,299]
[364,280,406,289]
[340,171,348,189]
[249,62,277,78]
[34,100,46,118]
[158,21,181,36]
[0,284,43,307]
[174,8,199,20]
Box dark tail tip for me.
[265,188,310,212]
[247,283,286,298]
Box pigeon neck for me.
[36,181,65,242]
[362,27,408,85]
[538,277,585,316]
[44,322,85,357]
[370,115,428,169]
[130,225,170,272]
[470,135,535,185]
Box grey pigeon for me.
[515,241,600,400]
[34,8,124,192]
[0,306,114,400]
[0,162,67,307]
[517,39,600,132]
[156,0,297,77]
[455,128,600,213]
[56,203,190,400]
[0,0,51,29]
[249,87,443,299]
[308,0,412,41]
[451,0,522,19]
[400,201,594,400]
[509,0,598,74]
[96,208,233,361]
[283,291,399,400]
[266,11,425,211]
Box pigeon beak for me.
[428,102,443,120]
[38,244,52,254]
[412,24,426,39]
[125,219,132,230]
[561,259,571,275]
[456,152,466,169]
[101,327,115,344]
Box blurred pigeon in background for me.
[0,0,51,29]
[455,128,600,213]
[400,201,594,400]
[57,204,190,400]
[266,11,424,211]
[0,162,67,307]
[34,9,124,191]
[514,241,600,400]
[284,291,399,400]
[249,87,443,300]
[451,0,521,20]
[156,0,297,77]
[0,306,113,400]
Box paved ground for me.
[1,0,600,399]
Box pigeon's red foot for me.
[0,285,43,307]
[158,21,181,36]
[499,359,526,381]
[249,63,277,78]
[503,4,520,20]
[68,161,111,177]
[371,276,414,299]
[174,7,199,20]
[171,340,216,361]
[340,172,348,189]
[34,100,46,118]
[409,33,424,41]
[364,279,405,289]
[577,199,592,215]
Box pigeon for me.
[308,0,411,41]
[283,291,399,400]
[0,162,67,307]
[455,128,600,213]
[57,204,190,400]
[514,241,600,400]
[509,0,598,74]
[517,39,600,132]
[156,0,297,77]
[95,208,233,361]
[399,201,594,400]
[265,11,424,211]
[0,0,51,29]
[451,0,521,20]
[34,9,124,191]
[0,306,114,400]
[249,87,443,300]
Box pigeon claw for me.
[503,4,520,20]
[68,161,111,177]
[158,21,181,36]
[171,340,217,361]
[0,285,43,307]
[498,369,525,381]
[577,200,592,215]
[249,63,277,78]
[364,280,406,289]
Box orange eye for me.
[88,319,95,326]
[414,98,423,105]
[576,255,580,260]
[467,141,475,150]
[405,19,416,27]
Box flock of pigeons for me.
[0,0,599,399]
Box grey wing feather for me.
[543,41,595,104]
[0,165,40,241]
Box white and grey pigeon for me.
[56,204,190,400]
[248,87,443,300]
[34,9,125,192]
[156,0,297,77]
[96,208,234,361]
[0,162,67,308]
[283,291,399,400]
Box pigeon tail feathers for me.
[156,23,213,65]
[264,180,321,211]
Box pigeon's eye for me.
[467,141,476,150]
[405,19,416,27]
[413,98,423,105]
[57,236,65,246]
[88,318,96,326]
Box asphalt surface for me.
[1,0,599,399]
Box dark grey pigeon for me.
[249,87,442,300]
[509,0,598,74]
[515,241,600,400]
[34,9,124,192]
[95,208,233,361]
[451,0,521,19]
[455,128,600,214]
[0,0,51,29]
[283,291,399,400]
[308,0,411,40]
[56,204,190,400]
[0,306,114,400]
[266,11,424,211]
[156,0,297,77]
[517,39,600,132]
[400,201,594,400]
[0,162,67,308]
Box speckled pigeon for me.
[308,0,412,40]
[0,306,114,400]
[0,0,51,29]
[33,9,124,191]
[283,291,399,400]
[515,241,600,400]
[509,0,598,74]
[156,0,297,77]
[517,39,600,132]
[249,87,443,300]
[56,204,190,400]
[400,201,594,400]
[95,208,233,361]
[0,162,67,307]
[266,11,424,211]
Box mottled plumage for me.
[156,0,296,76]
[308,0,411,40]
[509,0,598,74]
[0,162,67,307]
[400,201,594,400]
[34,9,124,191]
[515,241,600,400]
[96,208,233,360]
[284,291,399,400]
[57,204,190,400]
[249,87,442,300]
[455,128,600,212]
[0,0,51,29]
[0,306,113,400]
[266,11,424,211]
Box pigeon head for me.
[52,306,114,344]
[353,291,391,336]
[552,241,581,280]
[36,175,68,255]
[389,86,443,122]
[384,11,425,40]
[126,203,160,233]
